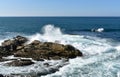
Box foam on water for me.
[115,46,120,51]
[0,24,120,77]
[96,28,104,32]
[91,28,104,32]
[28,25,112,55]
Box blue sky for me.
[0,0,120,16]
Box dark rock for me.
[14,41,83,60]
[6,59,34,66]
[0,36,28,58]
[34,58,44,61]
[13,35,28,45]
[49,56,61,60]
[4,74,32,77]
[44,63,50,67]
[49,67,59,73]
[37,71,49,76]
[0,35,83,76]
[31,40,41,45]
[0,55,10,62]
[0,74,4,77]
[0,58,8,62]
[0,35,82,61]
[16,46,24,50]
[65,45,76,51]
[1,36,27,51]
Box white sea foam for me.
[28,24,63,43]
[28,25,111,55]
[0,24,119,77]
[96,28,104,32]
[91,28,104,32]
[115,46,120,51]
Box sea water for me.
[0,17,120,77]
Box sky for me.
[0,0,120,16]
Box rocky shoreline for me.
[0,35,83,76]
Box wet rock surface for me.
[0,36,82,60]
[0,36,28,57]
[14,40,82,60]
[6,59,34,66]
[2,36,27,51]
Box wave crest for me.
[28,24,63,43]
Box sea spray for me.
[28,24,63,43]
[28,24,113,55]
[0,25,120,77]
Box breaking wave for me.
[69,28,120,32]
[0,24,120,77]
[91,28,104,32]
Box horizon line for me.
[0,16,120,17]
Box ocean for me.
[0,17,120,77]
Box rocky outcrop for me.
[0,36,83,61]
[2,36,27,51]
[14,40,82,60]
[0,35,83,76]
[0,36,28,57]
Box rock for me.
[43,42,65,51]
[16,46,24,50]
[1,36,27,51]
[13,35,28,45]
[0,35,82,61]
[14,40,83,60]
[34,58,44,61]
[3,74,32,77]
[0,74,4,77]
[0,36,28,57]
[6,59,34,66]
[49,67,59,73]
[44,63,50,67]
[0,35,83,76]
[0,46,12,57]
[2,39,16,51]
[31,40,41,45]
[49,56,61,60]
[0,56,2,59]
[0,56,3,62]
[0,57,8,62]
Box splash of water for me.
[0,24,120,77]
[28,24,63,43]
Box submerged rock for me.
[6,59,34,66]
[0,57,8,62]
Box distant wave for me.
[69,28,120,32]
[91,28,104,32]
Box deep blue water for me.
[0,17,120,41]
